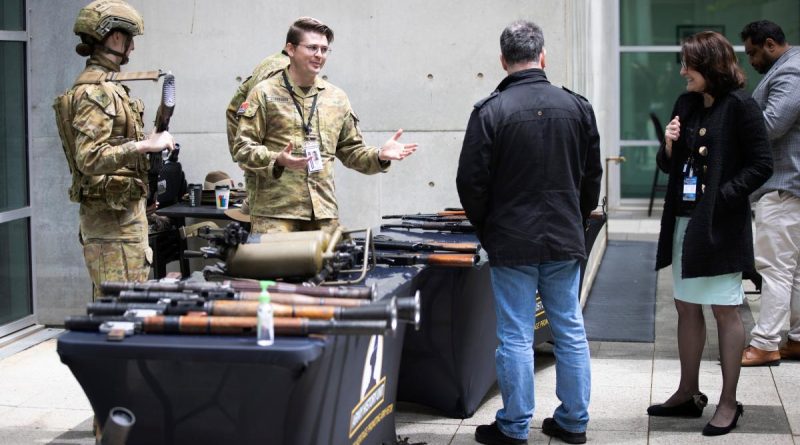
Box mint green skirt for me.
[672,217,744,306]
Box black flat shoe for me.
[647,392,708,418]
[702,402,744,436]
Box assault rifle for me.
[87,297,399,321]
[382,213,467,222]
[358,235,480,254]
[147,73,176,207]
[110,289,369,308]
[380,220,475,233]
[65,314,395,339]
[373,251,478,268]
[101,278,375,300]
[103,290,421,329]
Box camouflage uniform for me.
[225,51,290,153]
[70,55,151,295]
[233,66,389,233]
[226,51,290,208]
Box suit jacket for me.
[655,90,772,278]
[751,47,800,200]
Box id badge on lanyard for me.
[304,138,323,173]
[682,162,697,202]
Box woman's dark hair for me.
[681,31,745,97]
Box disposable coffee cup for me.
[188,184,202,207]
[215,185,230,210]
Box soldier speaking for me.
[232,17,419,234]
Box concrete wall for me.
[29,0,605,324]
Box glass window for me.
[620,51,763,141]
[621,0,800,46]
[0,0,24,31]
[0,218,32,326]
[621,146,668,199]
[0,41,28,212]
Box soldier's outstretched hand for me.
[378,129,418,161]
[135,129,175,154]
[276,142,312,170]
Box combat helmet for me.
[74,0,144,42]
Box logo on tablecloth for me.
[349,335,388,439]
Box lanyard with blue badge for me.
[283,71,323,173]
[682,153,697,202]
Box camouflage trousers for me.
[250,216,339,234]
[83,241,152,298]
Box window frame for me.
[0,6,36,338]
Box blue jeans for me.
[490,261,591,439]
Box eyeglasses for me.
[297,44,332,56]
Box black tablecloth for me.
[57,266,414,445]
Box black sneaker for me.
[475,422,527,445]
[541,418,586,444]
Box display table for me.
[57,265,413,445]
[389,214,605,418]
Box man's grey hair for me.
[500,20,544,65]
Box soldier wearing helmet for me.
[56,0,175,296]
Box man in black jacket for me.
[457,20,602,445]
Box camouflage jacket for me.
[233,67,389,220]
[225,51,290,154]
[70,55,148,242]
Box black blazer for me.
[655,90,772,278]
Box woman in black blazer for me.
[647,31,773,436]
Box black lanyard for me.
[283,71,318,137]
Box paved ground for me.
[1,216,797,444]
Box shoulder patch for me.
[473,91,499,109]
[85,85,116,116]
[561,86,588,102]
[239,102,258,118]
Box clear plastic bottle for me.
[257,281,274,346]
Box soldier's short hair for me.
[500,20,544,65]
[286,17,334,45]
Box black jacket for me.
[456,69,602,266]
[655,90,773,277]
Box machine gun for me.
[147,72,176,207]
[179,222,373,285]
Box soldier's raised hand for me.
[378,129,418,161]
[276,142,312,170]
